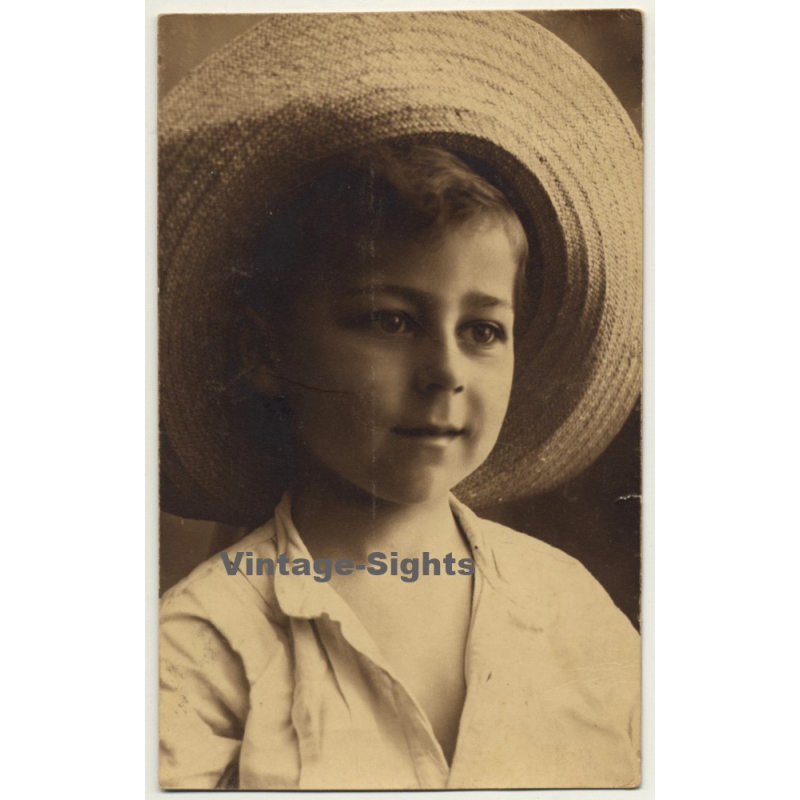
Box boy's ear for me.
[238,306,284,396]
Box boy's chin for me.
[358,470,466,508]
[315,468,460,509]
[293,449,477,509]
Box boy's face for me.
[268,221,518,507]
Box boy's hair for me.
[244,143,530,320]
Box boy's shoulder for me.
[464,506,592,584]
[463,505,638,637]
[160,517,285,627]
[475,513,583,570]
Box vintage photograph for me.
[158,10,643,790]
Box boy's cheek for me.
[290,339,409,393]
[288,383,386,435]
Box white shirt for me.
[160,492,640,789]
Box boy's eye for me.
[371,311,414,334]
[463,322,506,346]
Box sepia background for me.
[158,10,644,628]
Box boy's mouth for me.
[391,425,466,439]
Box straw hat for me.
[159,12,642,526]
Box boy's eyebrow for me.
[341,284,514,311]
[341,285,431,304]
[464,292,514,311]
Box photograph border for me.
[145,2,655,796]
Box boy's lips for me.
[391,424,467,439]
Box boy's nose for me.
[414,339,465,395]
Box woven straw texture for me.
[159,12,643,526]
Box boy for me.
[159,12,642,791]
[160,143,640,789]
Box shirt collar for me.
[271,489,333,621]
[271,490,398,673]
[271,489,501,624]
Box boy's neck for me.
[290,474,463,562]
